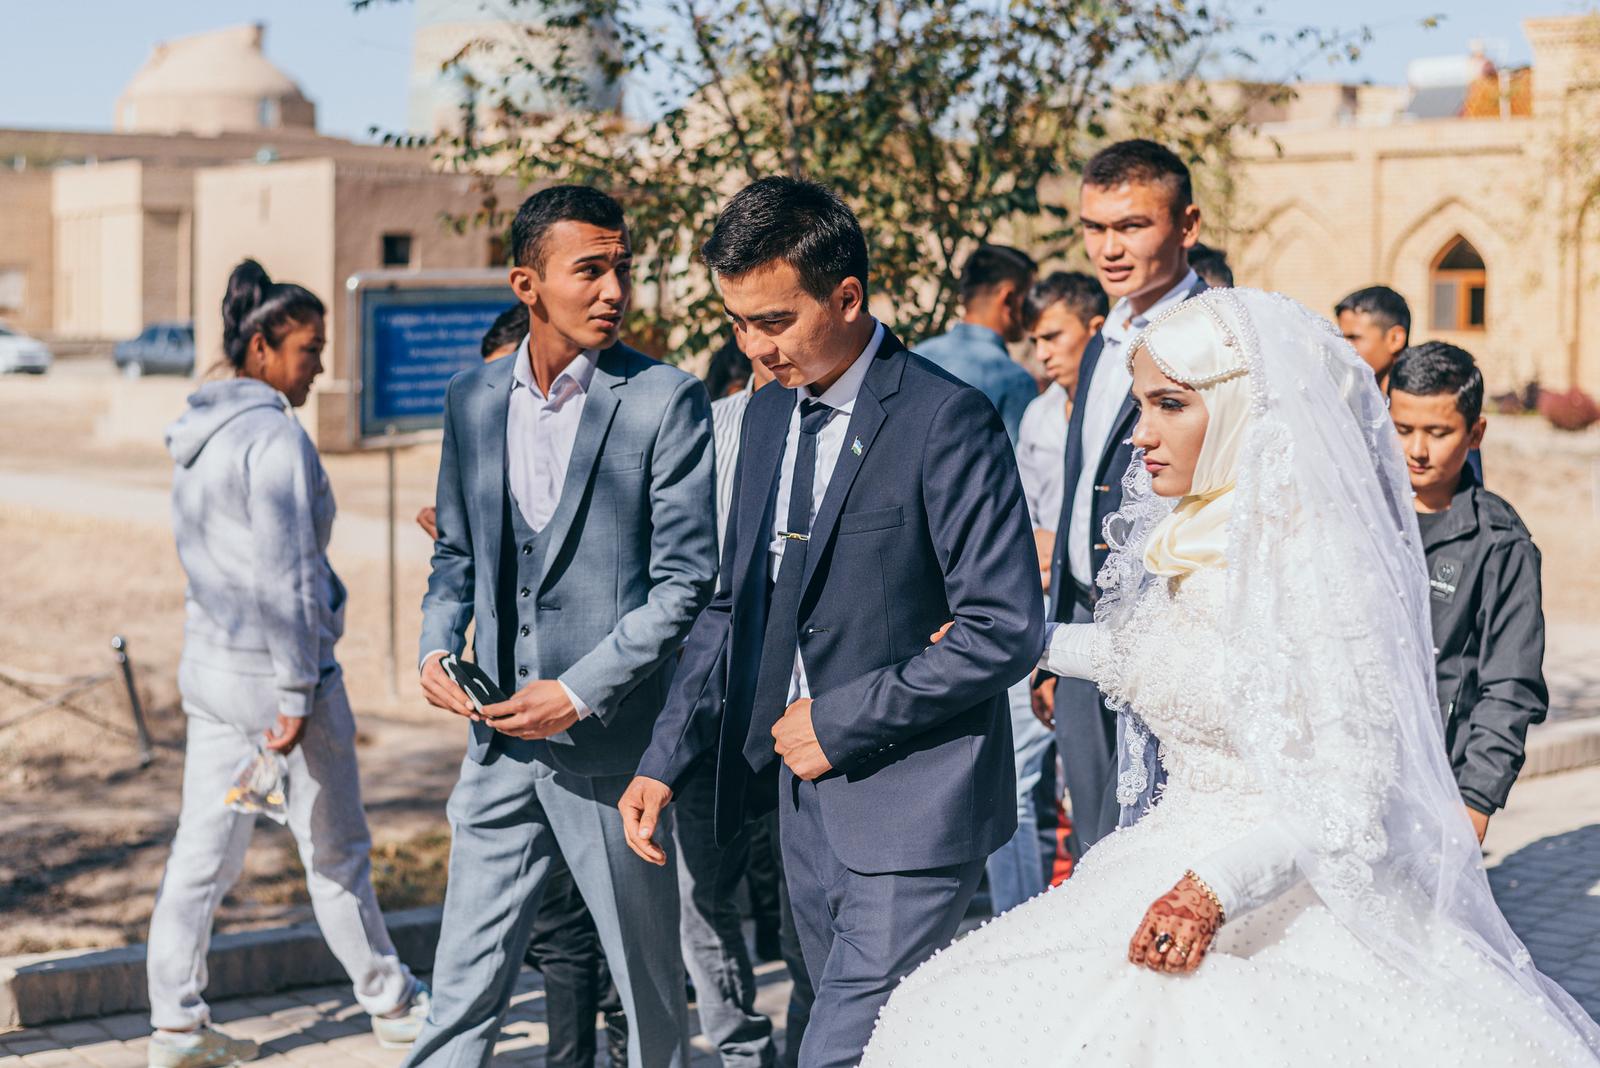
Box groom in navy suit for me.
[620,177,1043,1068]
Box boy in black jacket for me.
[1389,342,1548,844]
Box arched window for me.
[1429,236,1486,331]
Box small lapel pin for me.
[851,436,863,456]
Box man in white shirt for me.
[411,186,717,1068]
[1039,140,1205,856]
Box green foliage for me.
[373,0,1364,361]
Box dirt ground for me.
[1,361,1597,955]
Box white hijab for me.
[1127,298,1253,577]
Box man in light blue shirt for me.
[914,244,1039,441]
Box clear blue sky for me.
[0,0,1550,143]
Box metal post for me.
[112,635,154,767]
[385,432,400,701]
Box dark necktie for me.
[744,398,834,770]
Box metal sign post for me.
[347,269,515,700]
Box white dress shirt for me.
[710,378,755,553]
[770,320,885,704]
[508,338,598,532]
[1066,270,1198,586]
[1016,383,1071,531]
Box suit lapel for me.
[1061,332,1104,496]
[798,333,905,596]
[733,387,795,603]
[536,347,623,588]
[474,354,516,600]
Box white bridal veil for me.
[1094,288,1600,1056]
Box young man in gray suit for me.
[406,186,718,1067]
[620,177,1043,1068]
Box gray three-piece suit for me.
[404,343,717,1068]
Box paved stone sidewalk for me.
[0,960,795,1066]
[5,766,1597,1066]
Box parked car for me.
[0,322,52,374]
[114,322,195,377]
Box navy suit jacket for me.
[636,328,1045,874]
[1047,276,1208,620]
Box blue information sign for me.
[358,282,514,439]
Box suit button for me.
[518,667,528,678]
[522,544,533,556]
[520,626,530,637]
[519,587,530,598]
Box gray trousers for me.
[778,769,983,1068]
[147,665,413,1031]
[1052,597,1120,854]
[673,761,776,1067]
[404,749,689,1068]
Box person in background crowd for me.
[1388,342,1547,845]
[149,259,429,1068]
[1336,284,1483,481]
[705,335,755,400]
[1016,271,1108,585]
[982,271,1108,917]
[914,244,1039,442]
[704,336,813,1065]
[671,336,782,1068]
[1038,139,1205,858]
[1187,242,1234,288]
[1335,285,1410,389]
[408,185,716,1067]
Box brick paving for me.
[5,766,1597,1066]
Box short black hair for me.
[1025,271,1108,330]
[1187,243,1234,288]
[958,245,1037,305]
[702,176,870,302]
[1390,341,1484,424]
[511,185,626,274]
[481,303,529,360]
[1335,285,1411,342]
[1082,139,1193,216]
[702,335,750,399]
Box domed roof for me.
[117,23,316,135]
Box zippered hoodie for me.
[167,378,345,718]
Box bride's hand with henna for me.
[1128,873,1224,975]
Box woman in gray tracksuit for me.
[146,260,425,1068]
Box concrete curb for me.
[0,906,440,1030]
[1524,716,1600,780]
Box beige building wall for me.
[0,170,55,335]
[50,161,195,340]
[195,159,515,448]
[1226,14,1600,396]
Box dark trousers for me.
[764,811,812,1068]
[523,845,627,1068]
[673,762,776,1067]
[778,770,982,1068]
[1052,596,1120,856]
[745,817,784,953]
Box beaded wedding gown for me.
[863,568,1594,1066]
[862,289,1600,1067]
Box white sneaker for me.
[147,1026,259,1068]
[371,983,431,1049]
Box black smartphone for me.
[440,654,508,717]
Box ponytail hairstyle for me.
[221,259,325,371]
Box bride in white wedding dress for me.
[861,289,1600,1066]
